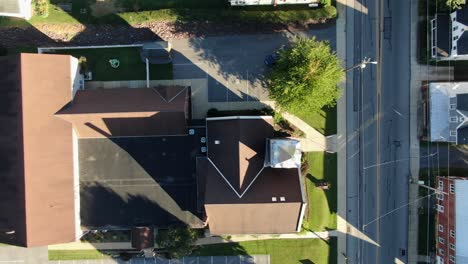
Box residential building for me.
[0,0,31,19]
[424,82,468,144]
[436,176,468,264]
[198,116,306,234]
[431,6,468,60]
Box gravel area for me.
[0,19,334,48]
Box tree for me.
[267,37,344,114]
[437,0,465,11]
[156,226,198,259]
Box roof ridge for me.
[206,157,265,199]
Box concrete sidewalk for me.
[196,231,337,245]
[406,0,454,262]
[49,231,338,250]
[335,1,348,264]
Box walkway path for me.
[407,0,454,262]
[196,231,337,246]
[49,231,338,251]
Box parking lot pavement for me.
[172,28,336,103]
[0,245,48,264]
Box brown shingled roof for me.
[206,117,274,195]
[0,54,76,247]
[56,87,189,138]
[200,117,306,234]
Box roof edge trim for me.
[206,116,273,121]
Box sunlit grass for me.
[302,152,337,231]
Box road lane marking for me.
[375,0,384,262]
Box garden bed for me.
[80,229,131,243]
[206,108,304,137]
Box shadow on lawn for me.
[304,152,337,230]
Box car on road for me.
[264,45,286,66]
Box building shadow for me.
[78,134,205,230]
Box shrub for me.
[156,226,199,259]
[33,0,49,17]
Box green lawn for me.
[194,238,337,264]
[0,2,337,27]
[292,106,337,136]
[302,152,337,231]
[48,250,112,260]
[45,47,173,81]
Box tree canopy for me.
[156,226,198,259]
[267,37,344,113]
[437,0,465,11]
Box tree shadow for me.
[192,241,249,257]
[300,260,314,264]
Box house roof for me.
[206,116,275,195]
[429,82,468,142]
[57,86,187,115]
[56,87,189,138]
[435,14,451,57]
[455,179,468,263]
[0,54,76,247]
[200,116,306,234]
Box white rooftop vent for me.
[201,137,206,143]
[271,197,277,202]
[188,129,195,135]
[214,140,221,145]
[201,147,207,153]
[280,197,286,202]
[265,139,302,168]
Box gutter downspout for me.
[146,58,149,88]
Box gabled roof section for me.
[57,87,188,115]
[0,53,76,247]
[153,85,187,103]
[55,87,189,138]
[206,116,274,196]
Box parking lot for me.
[171,29,336,103]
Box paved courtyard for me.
[171,28,336,103]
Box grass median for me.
[48,249,112,260]
[193,238,337,264]
[302,152,337,231]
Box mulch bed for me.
[0,19,335,48]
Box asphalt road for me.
[346,0,411,263]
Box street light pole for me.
[345,57,378,72]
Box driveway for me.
[420,144,468,170]
[171,27,336,103]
